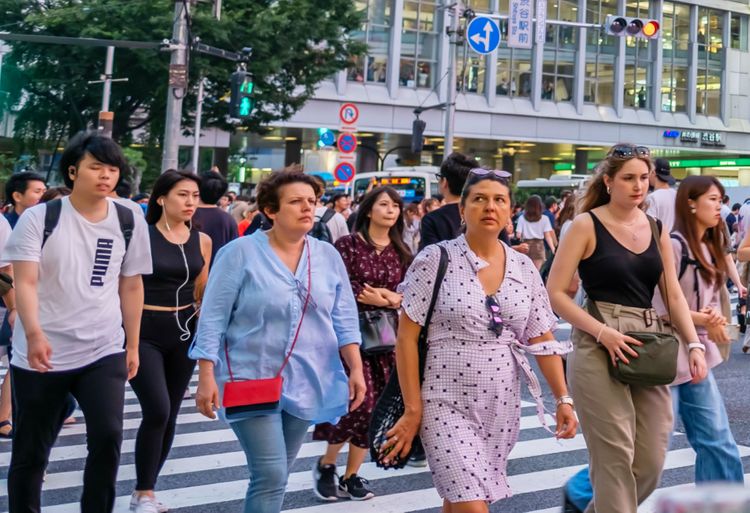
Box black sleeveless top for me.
[143,225,204,307]
[578,212,663,309]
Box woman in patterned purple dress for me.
[312,186,412,501]
[382,170,578,513]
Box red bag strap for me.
[225,239,312,382]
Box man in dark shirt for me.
[4,172,46,229]
[192,170,238,267]
[419,153,476,250]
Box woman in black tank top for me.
[546,145,707,513]
[129,170,212,513]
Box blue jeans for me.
[672,371,744,483]
[230,411,311,513]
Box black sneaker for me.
[312,458,339,502]
[407,441,428,468]
[339,474,374,501]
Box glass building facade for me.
[343,0,749,123]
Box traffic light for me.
[411,118,426,154]
[605,15,660,39]
[229,70,254,119]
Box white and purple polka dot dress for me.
[398,235,571,504]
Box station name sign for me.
[663,129,725,147]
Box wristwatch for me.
[556,395,574,409]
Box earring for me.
[606,186,611,194]
[690,207,697,214]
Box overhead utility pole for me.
[444,2,459,156]
[191,77,205,172]
[88,46,128,137]
[161,0,190,172]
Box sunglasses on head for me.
[485,296,504,337]
[607,145,651,159]
[468,168,512,182]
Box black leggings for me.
[129,308,197,491]
[9,352,127,513]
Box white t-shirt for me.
[0,215,12,267]
[112,197,146,217]
[315,206,349,242]
[646,188,677,233]
[516,215,553,240]
[5,197,152,371]
[559,219,573,242]
[721,203,731,222]
[738,201,750,242]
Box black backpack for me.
[309,208,335,244]
[671,233,704,305]
[42,198,135,250]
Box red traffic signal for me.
[605,15,660,39]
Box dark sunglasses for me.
[469,168,512,182]
[607,145,651,159]
[485,296,504,336]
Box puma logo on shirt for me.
[90,238,114,287]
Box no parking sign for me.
[334,162,356,183]
[337,133,358,154]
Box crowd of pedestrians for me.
[0,132,745,513]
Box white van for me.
[350,166,440,203]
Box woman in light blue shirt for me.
[190,171,366,513]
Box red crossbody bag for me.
[222,241,312,416]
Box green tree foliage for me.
[0,0,365,144]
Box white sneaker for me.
[130,493,168,513]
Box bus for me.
[350,166,440,203]
[515,174,591,203]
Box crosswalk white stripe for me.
[1,426,591,496]
[31,446,750,513]
[0,411,560,465]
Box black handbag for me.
[588,216,678,387]
[368,245,448,469]
[359,309,398,354]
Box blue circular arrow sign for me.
[467,17,501,55]
[334,162,356,183]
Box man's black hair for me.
[115,181,132,199]
[5,171,45,206]
[198,170,229,204]
[733,203,742,211]
[440,152,477,196]
[332,193,348,204]
[544,196,558,209]
[59,131,130,189]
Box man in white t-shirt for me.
[311,176,349,242]
[5,132,152,512]
[646,158,677,233]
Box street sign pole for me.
[98,46,115,137]
[161,0,190,173]
[191,77,205,173]
[444,1,459,158]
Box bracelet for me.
[595,323,606,343]
[688,342,706,352]
[556,395,575,409]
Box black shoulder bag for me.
[368,245,448,469]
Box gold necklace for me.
[606,208,641,242]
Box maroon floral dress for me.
[313,234,407,448]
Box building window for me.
[400,0,439,88]
[456,0,490,94]
[584,0,617,106]
[348,0,392,83]
[731,13,748,51]
[624,0,653,110]
[661,2,690,113]
[697,7,724,117]
[541,1,578,103]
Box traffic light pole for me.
[444,2,459,158]
[161,0,190,173]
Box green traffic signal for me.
[230,71,255,119]
[239,97,253,117]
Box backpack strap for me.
[113,202,135,251]
[670,233,690,280]
[670,232,702,310]
[42,198,63,248]
[320,208,336,224]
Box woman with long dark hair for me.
[657,175,743,482]
[516,194,556,269]
[129,170,212,513]
[547,144,707,513]
[312,186,412,501]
